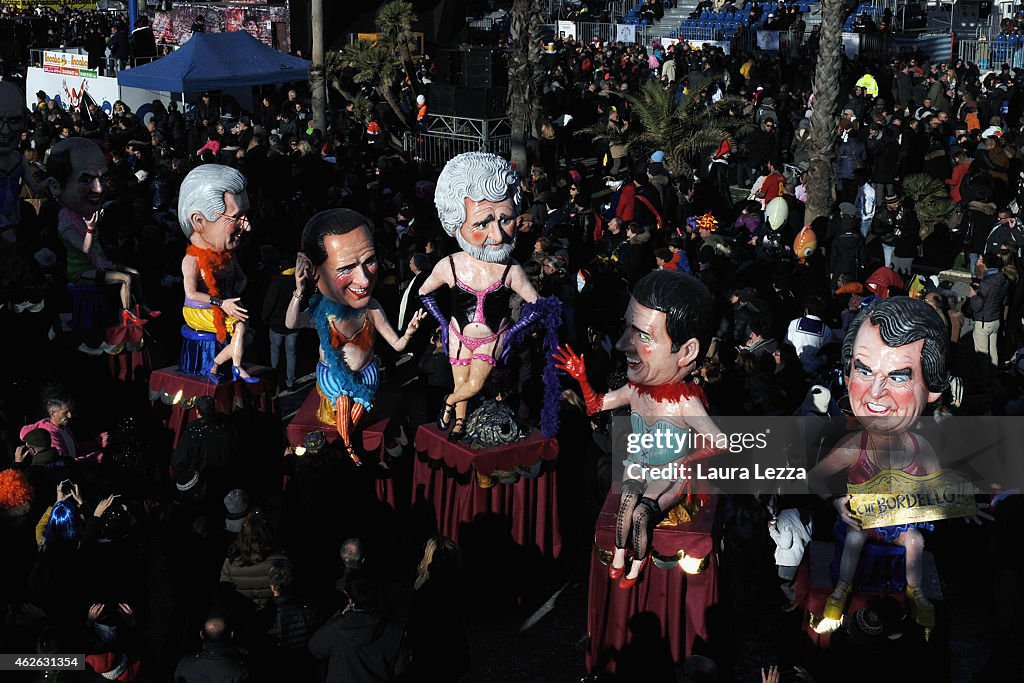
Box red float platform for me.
[586,490,718,673]
[792,540,942,646]
[412,424,561,558]
[285,388,395,508]
[148,365,276,447]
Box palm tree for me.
[804,0,843,224]
[333,40,409,129]
[377,0,421,93]
[578,80,753,178]
[508,0,543,170]
[310,0,327,133]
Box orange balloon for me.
[793,226,817,259]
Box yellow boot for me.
[823,580,852,621]
[906,586,935,629]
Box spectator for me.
[174,617,249,683]
[308,571,409,681]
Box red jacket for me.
[946,162,970,203]
[616,182,637,223]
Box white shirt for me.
[786,315,833,374]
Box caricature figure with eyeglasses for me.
[178,164,258,383]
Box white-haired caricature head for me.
[177,164,249,252]
[435,152,521,263]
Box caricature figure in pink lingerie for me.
[418,152,555,442]
[49,137,158,326]
[554,271,726,588]
[288,209,426,465]
[808,296,951,630]
[0,82,50,249]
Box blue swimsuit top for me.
[627,413,693,467]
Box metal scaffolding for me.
[406,114,512,167]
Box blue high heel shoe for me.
[204,362,220,384]
[232,366,260,384]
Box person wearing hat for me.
[870,192,913,270]
[705,139,733,220]
[222,489,249,534]
[415,93,427,123]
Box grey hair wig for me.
[434,152,521,237]
[177,164,248,238]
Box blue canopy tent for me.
[116,31,310,92]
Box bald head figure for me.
[202,617,229,642]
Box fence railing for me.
[406,114,511,168]
[958,37,1024,68]
[548,21,813,56]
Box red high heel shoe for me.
[122,308,147,326]
[140,305,161,319]
[608,551,630,580]
[617,555,650,590]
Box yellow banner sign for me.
[42,51,97,79]
[848,469,977,529]
[11,1,96,8]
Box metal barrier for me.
[407,115,511,167]
[959,37,1024,68]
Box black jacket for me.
[262,272,299,335]
[968,269,1009,323]
[174,641,249,683]
[830,223,866,278]
[308,609,409,682]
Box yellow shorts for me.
[182,306,237,336]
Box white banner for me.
[842,33,861,58]
[616,23,637,44]
[26,67,119,114]
[756,30,780,51]
[556,20,577,40]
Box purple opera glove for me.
[500,304,544,364]
[418,292,449,348]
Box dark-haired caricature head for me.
[842,296,948,433]
[300,209,377,309]
[616,270,714,385]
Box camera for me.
[59,479,74,495]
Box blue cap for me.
[650,150,665,163]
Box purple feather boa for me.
[506,296,563,437]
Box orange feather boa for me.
[187,245,234,342]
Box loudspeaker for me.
[462,47,507,88]
[454,86,507,119]
[426,83,507,119]
[426,83,457,115]
[433,50,463,85]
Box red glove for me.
[681,445,726,505]
[553,344,605,415]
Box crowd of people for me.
[0,3,1023,681]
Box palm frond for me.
[575,120,632,147]
[342,41,400,87]
[673,128,734,162]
